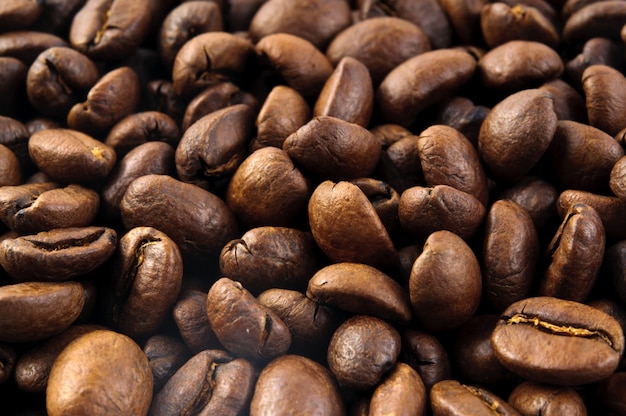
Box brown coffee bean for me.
[491,296,624,385]
[206,277,292,361]
[145,79,186,125]
[399,185,486,241]
[610,156,626,200]
[250,354,345,416]
[283,116,381,181]
[14,324,103,393]
[548,120,623,192]
[30,0,86,35]
[255,33,334,98]
[307,262,412,324]
[46,329,153,416]
[376,48,477,126]
[28,128,116,184]
[69,0,153,60]
[583,64,626,136]
[0,226,116,282]
[540,203,604,302]
[418,124,489,205]
[327,314,401,391]
[0,281,85,343]
[508,381,588,415]
[103,227,183,339]
[369,362,427,416]
[104,111,180,158]
[67,66,141,136]
[0,342,16,384]
[434,96,490,146]
[498,176,558,229]
[478,40,563,91]
[478,88,557,182]
[401,329,452,392]
[0,143,22,186]
[438,0,485,45]
[430,380,521,416]
[557,189,626,240]
[143,335,191,393]
[0,0,43,32]
[0,116,33,174]
[0,183,99,234]
[326,17,431,85]
[377,134,423,193]
[172,32,254,97]
[176,104,254,191]
[182,82,259,132]
[220,226,321,295]
[308,180,399,269]
[565,37,625,90]
[172,289,222,353]
[0,31,67,64]
[350,177,400,235]
[539,78,587,122]
[249,0,351,50]
[101,141,175,221]
[159,1,223,69]
[454,314,515,385]
[563,1,626,45]
[121,174,238,256]
[483,199,539,310]
[150,349,255,416]
[255,85,310,149]
[409,230,482,331]
[313,57,373,127]
[26,47,99,119]
[480,3,559,49]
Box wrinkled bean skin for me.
[430,380,521,416]
[582,64,626,136]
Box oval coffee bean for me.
[610,155,626,199]
[172,289,221,353]
[307,262,412,323]
[401,329,452,392]
[0,227,116,282]
[255,85,310,149]
[46,329,153,416]
[0,281,85,343]
[250,354,345,416]
[369,363,427,416]
[491,296,625,385]
[0,31,67,65]
[430,380,521,416]
[557,189,626,240]
[143,335,191,393]
[563,1,626,45]
[104,111,180,158]
[206,277,291,362]
[327,314,401,391]
[582,64,626,136]
[120,174,238,256]
[508,381,588,415]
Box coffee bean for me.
[430,380,521,416]
[0,31,67,65]
[105,111,180,158]
[508,381,588,416]
[583,64,626,136]
[401,329,452,392]
[143,335,191,393]
[172,289,221,353]
[0,143,22,186]
[369,362,427,416]
[255,85,310,149]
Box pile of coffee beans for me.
[2,0,626,414]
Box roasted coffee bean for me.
[143,335,191,393]
[0,183,99,234]
[0,116,33,174]
[0,342,16,384]
[69,0,153,61]
[158,1,223,69]
[145,79,186,124]
[565,37,625,90]
[26,47,99,119]
[377,134,423,193]
[102,227,183,339]
[307,262,412,323]
[539,78,587,122]
[483,199,539,311]
[491,296,625,385]
[369,362,427,416]
[409,230,482,331]
[104,111,180,158]
[563,1,626,45]
[0,31,67,65]
[478,40,563,91]
[430,380,521,416]
[0,143,22,186]
[308,180,399,269]
[377,49,477,127]
[46,329,153,416]
[434,96,490,146]
[172,32,254,97]
[226,146,310,228]
[557,189,626,240]
[610,155,626,200]
[350,177,400,234]
[583,64,626,136]
[401,329,452,393]
[0,0,43,32]
[0,281,85,343]
[176,104,254,191]
[438,0,484,45]
[255,85,310,149]
[14,324,103,393]
[327,314,401,391]
[540,203,604,302]
[150,349,255,416]
[326,17,431,85]
[67,66,141,136]
[172,289,222,353]
[101,141,175,221]
[182,82,259,132]
[220,226,321,295]
[121,174,238,256]
[28,128,116,184]
[399,185,486,241]
[250,354,345,416]
[508,381,587,415]
[255,33,334,98]
[498,176,558,229]
[206,277,292,361]
[0,227,116,282]
[24,117,61,135]
[30,0,86,35]
[249,0,351,49]
[478,88,557,182]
